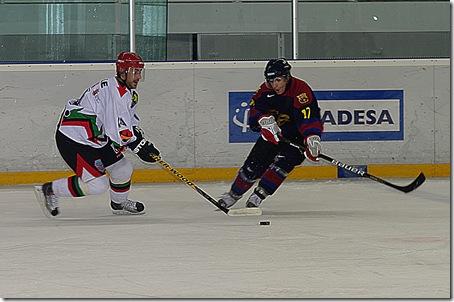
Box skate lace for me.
[247,193,263,207]
[45,194,58,209]
[224,192,241,201]
[220,192,232,200]
[122,200,138,211]
[219,192,241,208]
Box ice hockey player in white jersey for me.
[34,51,160,217]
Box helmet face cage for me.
[264,58,291,82]
[116,51,145,81]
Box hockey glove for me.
[304,135,321,162]
[128,126,160,163]
[258,115,281,145]
[133,140,160,163]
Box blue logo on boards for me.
[229,90,404,143]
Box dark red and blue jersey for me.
[248,77,323,142]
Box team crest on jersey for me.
[296,92,310,105]
[276,114,290,126]
[94,159,105,173]
[268,109,290,127]
[131,91,139,108]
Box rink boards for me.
[0,163,449,186]
[0,59,449,184]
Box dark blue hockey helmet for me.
[264,58,291,81]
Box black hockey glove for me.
[133,140,160,163]
[128,127,160,163]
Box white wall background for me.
[0,59,449,172]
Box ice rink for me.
[0,178,450,298]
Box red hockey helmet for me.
[116,51,144,74]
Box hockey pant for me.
[230,137,304,197]
[51,131,133,203]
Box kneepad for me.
[275,145,304,172]
[80,175,109,195]
[106,157,133,183]
[239,165,261,183]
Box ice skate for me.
[246,194,262,208]
[246,187,267,208]
[111,199,145,215]
[33,182,59,217]
[218,191,242,209]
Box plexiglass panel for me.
[0,0,166,62]
[0,0,449,62]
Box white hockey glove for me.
[258,115,281,145]
[304,135,321,162]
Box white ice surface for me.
[0,178,450,298]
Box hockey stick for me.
[150,155,262,216]
[283,139,426,193]
[317,153,426,193]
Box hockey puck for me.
[259,220,270,226]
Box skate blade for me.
[112,210,146,215]
[227,207,262,216]
[33,186,53,219]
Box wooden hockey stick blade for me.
[227,207,263,216]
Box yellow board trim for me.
[368,163,450,178]
[0,163,449,186]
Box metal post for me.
[129,0,136,52]
[277,33,285,58]
[292,0,298,59]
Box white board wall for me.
[0,59,449,171]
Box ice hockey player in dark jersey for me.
[34,51,160,217]
[218,58,323,209]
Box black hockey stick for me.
[283,139,426,193]
[150,155,262,216]
[317,153,426,193]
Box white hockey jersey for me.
[58,76,140,148]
